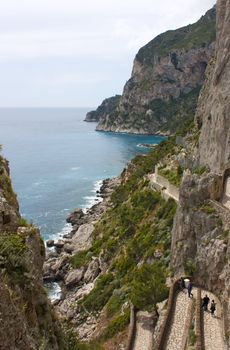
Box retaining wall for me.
[126,304,136,350]
[156,280,179,350]
[195,288,204,350]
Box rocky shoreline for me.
[43,176,120,338]
[44,176,120,283]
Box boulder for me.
[64,268,84,289]
[46,239,54,247]
[84,258,100,283]
[66,208,84,225]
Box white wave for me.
[45,282,62,302]
[46,222,72,243]
[81,180,103,213]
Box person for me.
[210,300,216,316]
[187,281,193,298]
[179,277,186,291]
[202,295,210,311]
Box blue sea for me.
[0,108,165,241]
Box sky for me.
[0,0,216,108]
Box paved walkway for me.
[133,311,153,350]
[201,290,227,350]
[148,173,179,202]
[164,290,193,350]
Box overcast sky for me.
[0,0,215,107]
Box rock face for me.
[85,95,121,122]
[171,0,230,344]
[95,7,216,134]
[0,157,20,232]
[196,0,230,173]
[0,155,64,349]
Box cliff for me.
[95,7,216,134]
[171,0,230,344]
[85,95,121,122]
[0,153,65,349]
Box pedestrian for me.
[179,277,186,292]
[202,294,210,311]
[210,300,216,316]
[187,281,193,298]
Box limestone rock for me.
[197,0,230,173]
[83,258,100,283]
[66,208,84,225]
[64,268,84,289]
[95,7,216,135]
[85,95,121,122]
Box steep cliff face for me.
[0,154,64,349]
[85,95,121,122]
[171,0,230,341]
[0,157,20,232]
[95,7,216,134]
[196,0,230,173]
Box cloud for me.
[0,0,216,106]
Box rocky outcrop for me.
[196,0,230,173]
[0,157,20,232]
[0,155,65,349]
[95,7,216,134]
[85,95,121,122]
[171,0,230,345]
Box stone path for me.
[133,311,153,350]
[201,290,227,350]
[148,173,179,202]
[164,290,193,350]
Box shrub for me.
[100,310,130,341]
[130,262,169,311]
[71,250,90,269]
[81,273,115,313]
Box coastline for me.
[44,176,120,303]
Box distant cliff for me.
[0,153,65,349]
[93,7,216,134]
[85,95,121,122]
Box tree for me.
[130,262,169,313]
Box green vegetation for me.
[130,262,169,311]
[136,7,215,65]
[193,166,207,176]
[18,217,29,227]
[68,137,180,345]
[0,233,27,284]
[72,138,178,345]
[71,250,90,269]
[0,159,18,208]
[146,87,201,134]
[200,203,216,215]
[185,259,197,276]
[158,165,183,187]
[99,310,130,342]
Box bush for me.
[130,262,169,311]
[0,234,27,284]
[81,273,116,313]
[100,310,130,341]
[71,250,90,269]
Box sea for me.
[0,108,165,298]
